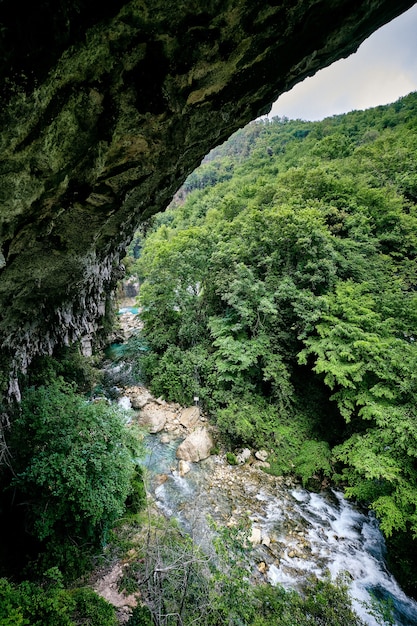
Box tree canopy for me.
[129,93,417,560]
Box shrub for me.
[226,452,238,465]
[8,380,142,547]
[0,570,117,626]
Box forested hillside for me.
[128,93,417,592]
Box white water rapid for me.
[142,434,417,626]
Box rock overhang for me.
[0,0,415,398]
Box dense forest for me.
[126,92,417,594]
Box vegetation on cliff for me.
[128,92,417,594]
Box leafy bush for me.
[226,452,237,465]
[126,604,154,625]
[69,587,117,625]
[0,569,117,626]
[8,380,142,547]
[252,575,365,626]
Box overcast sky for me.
[268,3,417,121]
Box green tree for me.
[8,380,142,545]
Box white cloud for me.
[268,4,417,121]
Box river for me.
[139,432,417,626]
[113,306,417,625]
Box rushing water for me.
[140,433,417,626]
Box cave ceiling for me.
[0,0,415,395]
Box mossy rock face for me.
[0,0,413,398]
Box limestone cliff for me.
[0,0,415,399]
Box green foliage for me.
[126,604,154,626]
[225,452,237,465]
[8,380,142,547]
[0,569,117,626]
[27,345,99,392]
[69,587,117,625]
[125,465,147,514]
[294,440,332,487]
[252,575,365,626]
[126,92,417,553]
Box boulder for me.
[179,406,200,430]
[137,404,167,433]
[249,526,262,545]
[176,427,213,462]
[125,386,152,410]
[254,461,270,469]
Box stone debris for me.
[249,526,262,545]
[93,563,138,624]
[124,385,152,409]
[236,448,252,464]
[253,460,270,469]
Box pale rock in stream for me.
[176,427,213,462]
[137,403,170,433]
[124,385,152,409]
[253,460,270,469]
[249,526,262,545]
[178,459,191,476]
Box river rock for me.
[155,474,169,485]
[253,460,270,469]
[255,450,268,462]
[179,406,200,429]
[137,404,167,433]
[178,460,191,476]
[125,386,152,409]
[249,526,262,545]
[176,427,213,462]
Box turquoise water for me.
[105,343,127,360]
[118,306,139,314]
